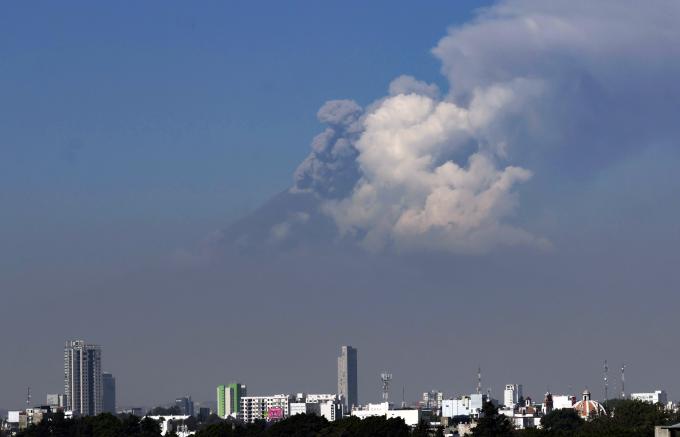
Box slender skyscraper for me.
[64,340,103,416]
[337,345,357,409]
[102,372,116,414]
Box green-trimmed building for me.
[217,383,247,418]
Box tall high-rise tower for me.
[337,345,358,409]
[102,372,116,414]
[64,340,103,416]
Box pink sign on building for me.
[267,407,284,421]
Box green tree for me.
[139,417,162,437]
[120,414,142,436]
[193,421,235,437]
[540,409,584,433]
[472,402,514,437]
[266,413,328,437]
[91,413,124,437]
[410,420,430,437]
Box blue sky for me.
[0,1,491,273]
[2,0,680,410]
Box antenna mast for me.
[620,364,626,399]
[603,360,609,401]
[380,372,392,402]
[477,366,482,395]
[26,387,31,407]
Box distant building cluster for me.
[2,340,116,435]
[1,341,678,437]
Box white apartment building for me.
[240,394,292,423]
[631,390,668,405]
[504,384,523,408]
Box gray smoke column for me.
[292,99,363,199]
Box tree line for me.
[9,399,680,437]
[475,399,680,437]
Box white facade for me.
[7,411,21,423]
[240,394,291,423]
[498,410,541,430]
[306,393,338,403]
[351,402,420,427]
[289,393,344,422]
[387,409,421,427]
[631,390,668,405]
[289,402,320,416]
[552,395,576,410]
[146,415,190,436]
[441,394,486,419]
[504,384,523,408]
[442,399,471,417]
[469,394,484,413]
[319,400,344,422]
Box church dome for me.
[572,389,606,419]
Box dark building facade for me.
[102,372,116,414]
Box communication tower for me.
[380,372,392,402]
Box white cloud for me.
[284,0,680,254]
[323,86,546,253]
[388,75,440,99]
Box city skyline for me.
[2,0,680,414]
[1,339,668,413]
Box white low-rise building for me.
[289,402,321,416]
[146,415,191,436]
[499,399,542,430]
[289,393,345,421]
[442,399,471,417]
[631,390,668,405]
[441,394,486,419]
[351,402,420,427]
[552,395,576,410]
[387,409,420,427]
[319,400,344,422]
